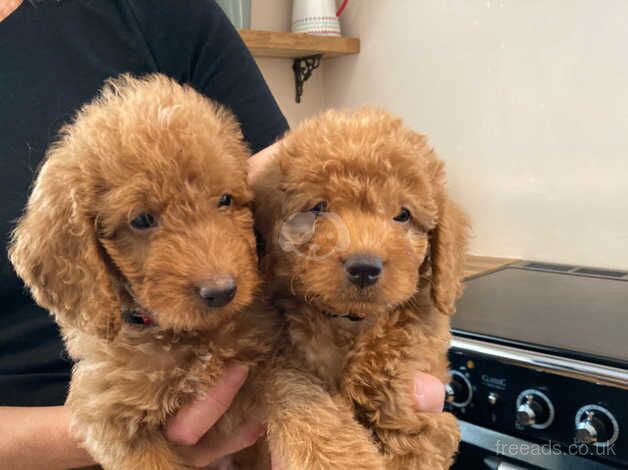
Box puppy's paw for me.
[100,446,183,470]
[377,412,460,470]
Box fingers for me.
[175,419,266,468]
[164,365,249,446]
[164,365,264,468]
[413,371,446,412]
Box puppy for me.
[254,108,470,469]
[10,74,279,470]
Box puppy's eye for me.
[218,193,232,207]
[310,201,327,214]
[393,207,411,223]
[130,213,157,230]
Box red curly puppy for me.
[254,108,470,469]
[9,74,279,470]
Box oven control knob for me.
[516,389,554,429]
[516,396,542,426]
[446,371,473,408]
[574,405,619,446]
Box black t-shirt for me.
[0,0,288,406]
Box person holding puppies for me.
[1,1,447,468]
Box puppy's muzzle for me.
[198,274,237,307]
[344,254,383,289]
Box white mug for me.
[291,0,341,37]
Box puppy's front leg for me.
[74,419,183,470]
[344,368,460,470]
[68,373,184,470]
[265,368,385,470]
[342,311,460,470]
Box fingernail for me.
[243,421,267,446]
[414,372,446,412]
[254,422,267,438]
[224,364,249,387]
[414,377,426,408]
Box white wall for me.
[323,0,628,269]
[251,0,327,125]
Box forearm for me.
[0,406,95,470]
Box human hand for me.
[413,371,446,412]
[164,365,265,468]
[248,141,281,188]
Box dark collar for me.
[122,307,155,327]
[322,311,364,322]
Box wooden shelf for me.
[239,29,360,59]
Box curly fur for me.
[9,74,280,470]
[253,108,471,469]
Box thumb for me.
[413,372,446,412]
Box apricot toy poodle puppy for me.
[9,74,280,470]
[253,108,470,470]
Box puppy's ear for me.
[9,145,122,340]
[428,161,471,315]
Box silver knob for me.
[574,407,617,446]
[446,371,473,408]
[445,383,455,403]
[515,389,554,429]
[575,417,598,444]
[516,397,537,426]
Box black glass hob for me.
[452,262,628,368]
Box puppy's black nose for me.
[198,275,237,307]
[344,255,383,289]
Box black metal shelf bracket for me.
[292,54,322,103]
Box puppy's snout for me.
[198,274,237,307]
[344,255,383,289]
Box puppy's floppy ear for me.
[428,160,471,315]
[9,144,122,340]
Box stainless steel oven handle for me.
[451,336,628,390]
